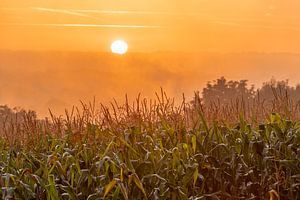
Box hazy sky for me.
[1,51,300,117]
[1,1,300,117]
[1,0,300,52]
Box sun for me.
[111,40,128,55]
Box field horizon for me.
[0,86,299,199]
[1,50,300,118]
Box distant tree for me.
[201,77,255,105]
[291,84,300,102]
[257,78,300,104]
[0,105,37,129]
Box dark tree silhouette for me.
[0,105,37,130]
[257,78,300,104]
[201,77,255,105]
[197,77,300,121]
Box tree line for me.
[0,77,299,123]
[201,77,300,105]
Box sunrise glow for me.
[111,40,128,54]
[0,1,299,199]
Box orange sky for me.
[1,1,300,117]
[1,0,300,52]
[1,51,300,117]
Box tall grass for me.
[0,89,299,199]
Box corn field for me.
[0,91,299,199]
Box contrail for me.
[72,9,185,15]
[3,7,295,24]
[2,22,300,31]
[0,7,204,16]
[0,23,160,29]
[31,7,98,19]
[32,7,211,17]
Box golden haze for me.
[1,0,300,52]
[0,1,300,116]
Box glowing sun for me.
[111,40,128,55]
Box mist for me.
[0,50,299,117]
